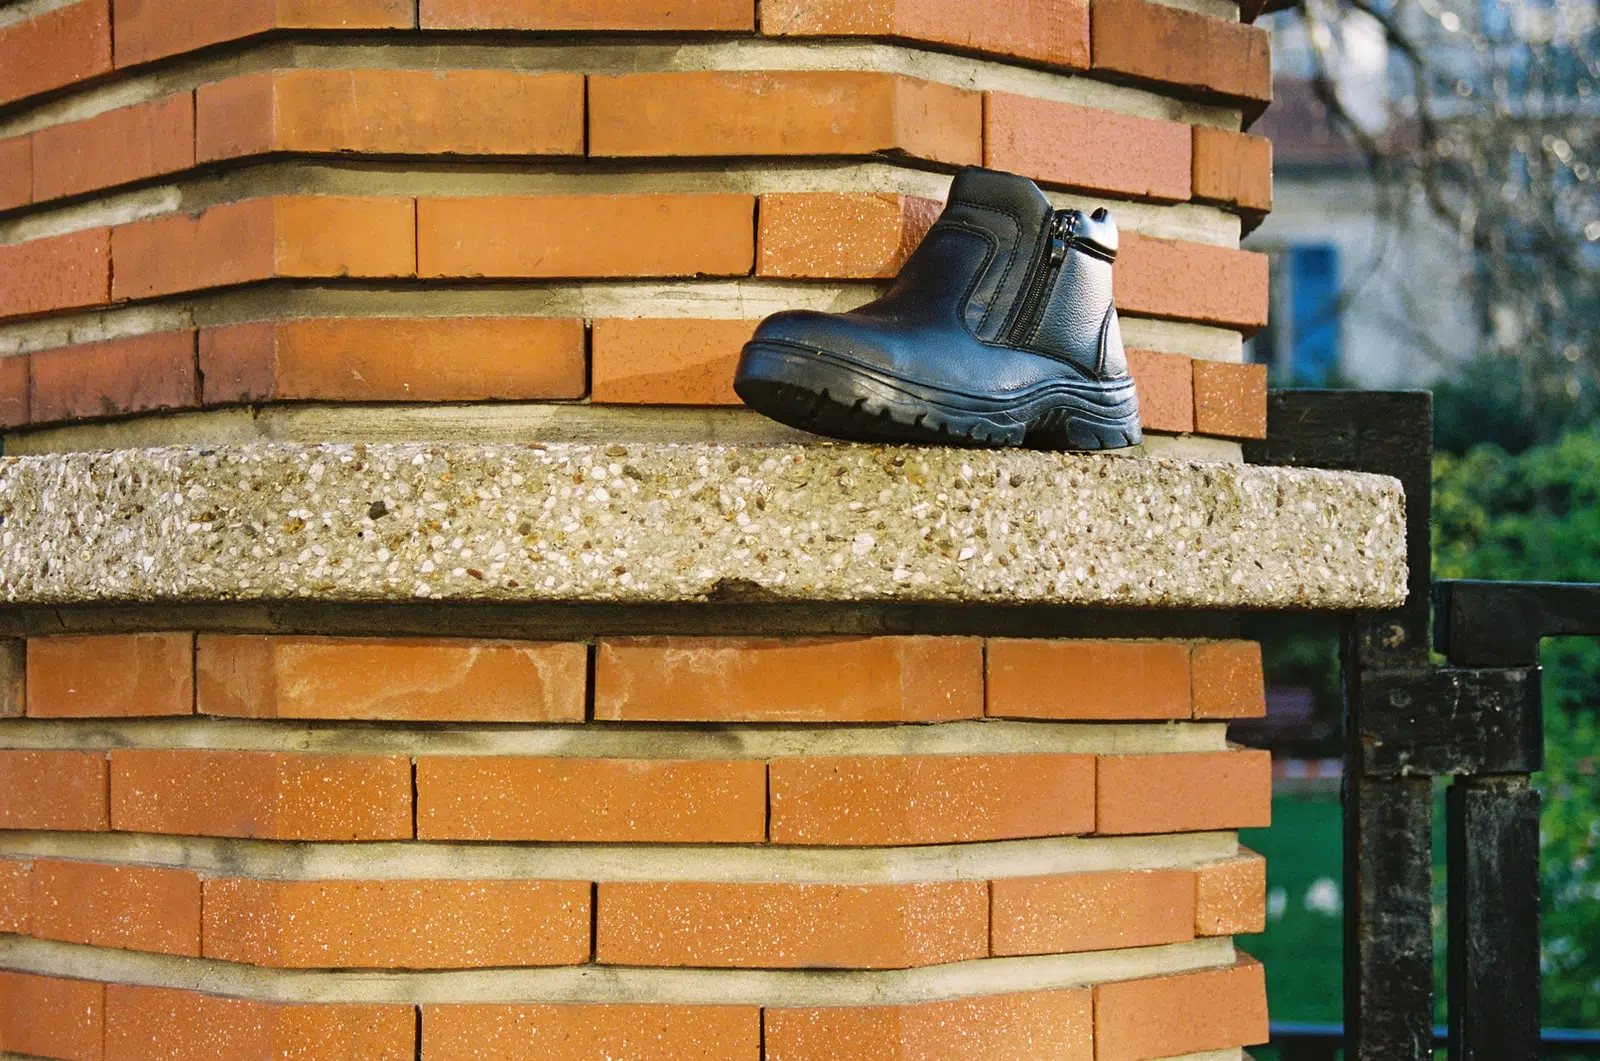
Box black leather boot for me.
[734,167,1141,450]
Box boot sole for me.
[734,341,1144,451]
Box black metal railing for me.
[1247,391,1600,1061]
[1268,1022,1600,1060]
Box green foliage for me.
[1433,431,1600,1026]
[1432,357,1549,456]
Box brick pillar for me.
[0,2,1365,1059]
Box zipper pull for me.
[1048,212,1072,266]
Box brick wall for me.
[0,0,1270,449]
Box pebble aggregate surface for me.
[0,442,1407,608]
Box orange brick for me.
[0,751,108,831]
[1194,360,1269,439]
[31,860,201,956]
[201,317,584,404]
[416,757,766,842]
[1196,850,1267,935]
[1194,126,1273,213]
[761,0,1090,70]
[420,0,753,29]
[0,356,24,428]
[595,636,983,722]
[1091,0,1273,107]
[27,633,194,717]
[423,1004,761,1061]
[765,989,1094,1061]
[986,639,1191,719]
[0,227,110,319]
[1097,750,1272,834]
[591,72,981,167]
[757,192,941,280]
[1192,640,1267,719]
[597,881,988,969]
[769,753,1094,845]
[1094,957,1269,1061]
[32,94,195,202]
[1127,349,1195,434]
[110,750,412,840]
[196,635,586,722]
[112,0,413,67]
[418,194,753,278]
[197,69,584,161]
[0,0,111,107]
[990,870,1195,956]
[29,332,198,424]
[1118,232,1270,332]
[0,136,30,212]
[111,197,415,302]
[0,638,23,715]
[590,318,755,405]
[0,860,29,933]
[106,985,414,1061]
[204,878,590,969]
[0,971,103,1061]
[985,94,1191,201]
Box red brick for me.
[590,318,755,405]
[0,0,111,107]
[203,878,590,968]
[1127,349,1195,434]
[106,985,414,1061]
[27,633,193,717]
[196,69,584,161]
[112,0,413,67]
[597,881,988,969]
[596,636,983,722]
[1091,0,1272,106]
[1094,957,1269,1061]
[29,331,198,424]
[1192,640,1267,718]
[196,635,586,721]
[761,0,1089,70]
[986,639,1191,719]
[32,94,195,203]
[1196,850,1267,935]
[1194,126,1273,213]
[420,0,753,29]
[591,72,982,167]
[0,860,29,933]
[111,197,416,302]
[1117,232,1270,331]
[769,753,1094,845]
[416,756,766,842]
[1194,359,1269,438]
[418,194,753,278]
[110,750,412,840]
[1097,750,1272,834]
[985,93,1191,201]
[765,989,1094,1061]
[31,860,201,956]
[991,869,1196,956]
[0,227,110,320]
[0,751,108,831]
[0,971,103,1061]
[757,192,941,279]
[199,317,585,405]
[423,1004,761,1061]
[0,136,30,212]
[0,356,24,428]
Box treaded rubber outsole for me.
[734,342,1144,451]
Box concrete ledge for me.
[0,442,1406,609]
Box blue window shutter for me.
[1289,244,1341,386]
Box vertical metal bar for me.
[1447,775,1542,1061]
[1343,772,1436,1061]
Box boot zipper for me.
[1008,211,1072,344]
